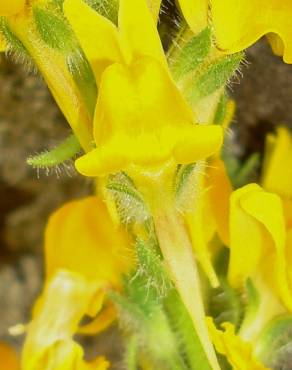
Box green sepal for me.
[85,0,119,23]
[107,172,149,224]
[171,27,211,80]
[135,238,172,300]
[67,52,97,117]
[175,163,197,197]
[174,161,204,210]
[186,52,243,103]
[27,134,81,168]
[0,19,28,55]
[33,7,74,52]
[214,93,228,125]
[255,314,292,369]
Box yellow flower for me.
[224,127,292,346]
[0,342,20,370]
[0,0,25,16]
[64,0,223,177]
[22,196,133,370]
[178,0,292,63]
[207,318,269,370]
[229,184,291,311]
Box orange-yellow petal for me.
[210,0,292,63]
[45,196,133,286]
[206,158,232,246]
[0,0,25,16]
[0,342,19,370]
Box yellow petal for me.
[178,0,209,35]
[266,33,285,57]
[186,178,219,287]
[261,127,292,199]
[146,0,162,21]
[22,270,109,370]
[0,342,19,370]
[210,0,292,63]
[207,317,269,370]
[229,184,271,288]
[0,0,25,16]
[45,196,133,286]
[76,57,222,176]
[64,0,124,84]
[229,184,292,310]
[78,304,116,335]
[206,158,232,246]
[119,0,166,65]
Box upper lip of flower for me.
[64,0,223,177]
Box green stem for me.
[153,206,220,370]
[125,336,138,370]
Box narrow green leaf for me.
[233,153,260,188]
[27,134,81,168]
[165,290,213,370]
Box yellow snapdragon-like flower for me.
[229,184,292,313]
[64,0,223,177]
[0,342,20,370]
[178,0,292,63]
[216,127,292,366]
[22,196,133,370]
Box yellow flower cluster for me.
[2,1,292,369]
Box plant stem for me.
[153,206,220,370]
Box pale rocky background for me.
[0,35,292,366]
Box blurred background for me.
[0,37,292,362]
